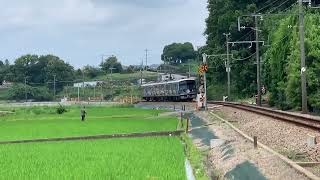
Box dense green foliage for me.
[8,83,53,101]
[100,56,123,74]
[264,12,320,110]
[161,42,197,64]
[0,106,175,141]
[7,54,74,85]
[204,0,320,111]
[82,65,103,79]
[0,54,75,101]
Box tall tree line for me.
[204,0,320,111]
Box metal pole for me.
[145,49,148,71]
[255,15,262,106]
[224,33,231,100]
[100,84,103,102]
[188,59,191,78]
[77,86,80,102]
[111,68,113,101]
[82,71,85,101]
[94,86,96,98]
[110,67,116,101]
[299,0,308,113]
[203,54,208,110]
[25,77,27,102]
[140,59,143,85]
[53,75,56,100]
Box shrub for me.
[56,104,67,114]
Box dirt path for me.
[194,111,308,180]
[211,106,320,176]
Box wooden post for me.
[254,136,258,149]
[180,112,183,128]
[186,117,189,133]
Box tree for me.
[161,42,196,64]
[83,65,102,79]
[100,56,123,73]
[126,65,136,73]
[8,83,53,101]
[0,59,13,84]
[0,60,4,84]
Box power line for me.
[237,30,254,41]
[231,53,257,61]
[282,1,298,12]
[257,0,281,12]
[269,0,293,14]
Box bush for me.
[8,83,53,101]
[56,104,67,114]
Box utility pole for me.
[109,67,116,101]
[188,59,191,78]
[145,49,148,71]
[82,70,85,101]
[53,75,56,100]
[140,59,143,85]
[25,77,27,103]
[78,86,80,102]
[202,54,208,110]
[299,0,308,113]
[255,14,262,107]
[223,33,231,100]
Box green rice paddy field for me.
[0,105,187,179]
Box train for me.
[141,79,197,101]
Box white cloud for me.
[0,0,207,67]
[0,0,114,29]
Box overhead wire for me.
[281,1,298,12]
[231,53,256,61]
[268,0,293,14]
[257,0,281,13]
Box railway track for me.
[208,101,320,130]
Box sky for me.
[0,0,208,68]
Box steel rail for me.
[208,101,320,130]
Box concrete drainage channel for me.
[188,113,267,180]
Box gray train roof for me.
[141,78,196,87]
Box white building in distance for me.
[73,81,104,88]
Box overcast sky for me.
[0,0,207,68]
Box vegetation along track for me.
[208,101,320,130]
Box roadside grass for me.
[94,71,158,81]
[0,137,186,180]
[182,133,209,180]
[0,106,177,141]
[278,149,309,162]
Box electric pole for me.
[82,70,85,101]
[255,15,262,106]
[53,75,56,100]
[223,33,231,100]
[145,49,148,71]
[299,0,308,113]
[109,67,116,101]
[202,54,208,110]
[25,77,27,103]
[188,59,191,78]
[140,59,143,85]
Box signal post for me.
[197,54,208,111]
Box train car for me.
[142,79,197,101]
